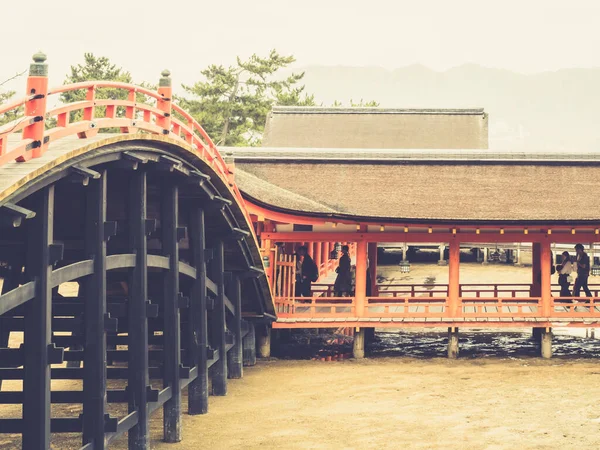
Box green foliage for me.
[332,99,380,107]
[350,99,380,107]
[180,50,313,146]
[0,91,22,127]
[274,86,316,107]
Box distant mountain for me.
[288,64,600,151]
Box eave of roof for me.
[223,147,600,164]
[243,190,600,227]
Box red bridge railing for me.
[0,52,245,211]
[274,281,600,323]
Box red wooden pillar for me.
[355,240,368,317]
[540,238,552,316]
[21,52,49,161]
[448,239,460,317]
[156,70,173,134]
[321,242,328,275]
[368,242,378,297]
[262,221,275,289]
[315,242,322,276]
[532,243,541,297]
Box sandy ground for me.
[6,346,600,449]
[378,259,536,285]
[128,357,600,450]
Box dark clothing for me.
[577,252,591,277]
[334,253,352,296]
[295,254,318,297]
[301,254,319,282]
[295,279,312,297]
[558,273,571,297]
[573,274,592,297]
[573,251,592,297]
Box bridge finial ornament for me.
[159,69,172,87]
[30,51,48,77]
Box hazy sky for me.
[1,0,599,94]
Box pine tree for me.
[180,50,314,146]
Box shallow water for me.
[373,328,600,358]
[273,328,600,360]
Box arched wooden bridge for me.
[0,53,274,449]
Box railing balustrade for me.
[460,297,541,317]
[310,282,600,298]
[274,282,600,321]
[275,296,355,317]
[551,297,600,317]
[365,296,447,317]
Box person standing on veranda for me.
[573,243,593,297]
[334,245,352,297]
[295,245,319,297]
[556,251,574,297]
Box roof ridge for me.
[270,106,486,115]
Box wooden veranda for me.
[251,216,600,358]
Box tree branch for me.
[0,69,27,89]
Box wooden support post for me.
[531,243,541,296]
[368,242,378,297]
[541,328,552,358]
[263,221,275,289]
[82,172,108,449]
[23,185,54,450]
[257,325,271,358]
[364,327,375,345]
[438,244,447,265]
[315,242,322,276]
[532,327,542,343]
[330,242,336,270]
[355,240,368,317]
[353,328,365,359]
[448,239,460,317]
[515,244,522,266]
[540,239,552,317]
[21,52,49,161]
[156,70,172,134]
[188,208,209,415]
[161,181,181,442]
[243,322,256,366]
[448,327,459,359]
[0,261,22,390]
[321,241,328,274]
[211,240,227,396]
[127,170,150,449]
[227,275,243,379]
